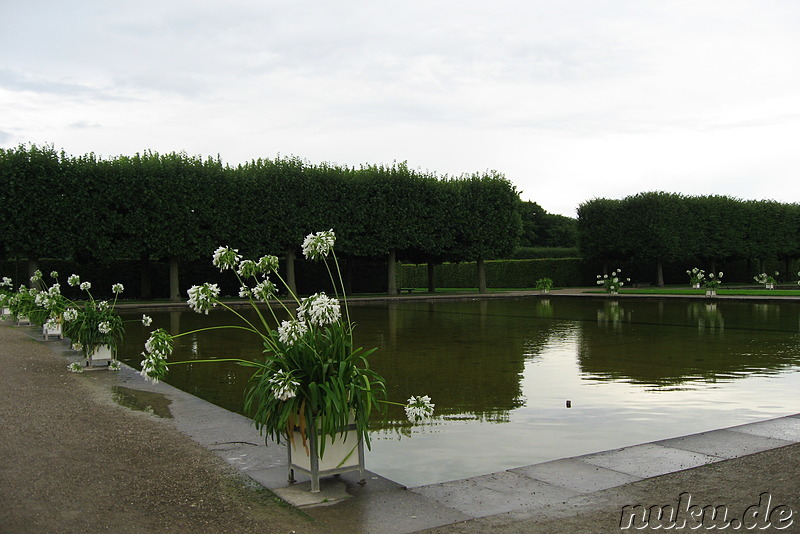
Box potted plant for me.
[686,267,705,289]
[139,230,434,492]
[535,277,553,294]
[6,284,36,325]
[596,268,629,295]
[754,272,778,290]
[27,271,69,340]
[0,276,14,317]
[703,271,723,296]
[61,276,126,367]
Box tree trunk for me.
[140,253,152,300]
[27,257,39,288]
[285,249,297,297]
[656,261,664,287]
[477,258,487,293]
[427,260,435,293]
[387,249,398,295]
[169,256,180,302]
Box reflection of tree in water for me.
[687,302,724,332]
[578,301,800,389]
[596,300,630,330]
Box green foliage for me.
[399,258,588,288]
[512,247,579,259]
[518,200,577,247]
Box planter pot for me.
[705,290,717,297]
[287,417,365,493]
[42,322,63,340]
[766,284,774,290]
[1,307,10,316]
[692,283,700,289]
[87,345,114,367]
[539,289,550,295]
[15,315,30,326]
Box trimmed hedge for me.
[398,258,590,289]
[511,247,580,259]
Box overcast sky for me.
[2,1,799,217]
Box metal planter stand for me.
[287,420,366,493]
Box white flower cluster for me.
[63,308,78,322]
[67,362,84,373]
[30,270,42,283]
[112,283,124,294]
[238,286,251,298]
[44,317,60,331]
[79,281,91,291]
[298,292,341,327]
[0,276,13,287]
[50,271,59,279]
[140,329,173,383]
[187,283,220,314]
[108,360,122,371]
[302,229,335,260]
[141,314,153,327]
[252,279,277,302]
[68,274,80,287]
[404,395,435,423]
[277,319,308,346]
[98,321,112,334]
[268,370,300,401]
[212,246,242,272]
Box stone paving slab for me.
[510,457,642,493]
[410,471,578,518]
[728,416,800,442]
[577,443,721,479]
[656,428,795,459]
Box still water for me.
[119,297,800,487]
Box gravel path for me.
[0,323,322,534]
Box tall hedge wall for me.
[398,258,591,289]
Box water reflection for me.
[118,297,800,486]
[687,302,724,332]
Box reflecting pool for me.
[118,297,800,487]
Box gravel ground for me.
[1,321,799,534]
[0,324,323,534]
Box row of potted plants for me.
[0,271,132,370]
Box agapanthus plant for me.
[139,230,433,457]
[686,267,705,288]
[754,272,778,288]
[703,272,724,291]
[596,268,629,294]
[58,274,127,362]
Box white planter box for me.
[288,420,365,493]
[87,345,114,367]
[706,290,717,297]
[43,323,63,340]
[16,315,30,326]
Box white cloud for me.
[2,0,800,216]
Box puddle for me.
[112,386,173,419]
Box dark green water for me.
[119,297,800,486]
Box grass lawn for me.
[617,288,800,296]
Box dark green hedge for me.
[511,247,580,259]
[398,258,590,289]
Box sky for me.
[2,1,800,217]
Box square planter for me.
[288,420,365,493]
[87,345,114,367]
[43,323,63,340]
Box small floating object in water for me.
[566,400,572,408]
